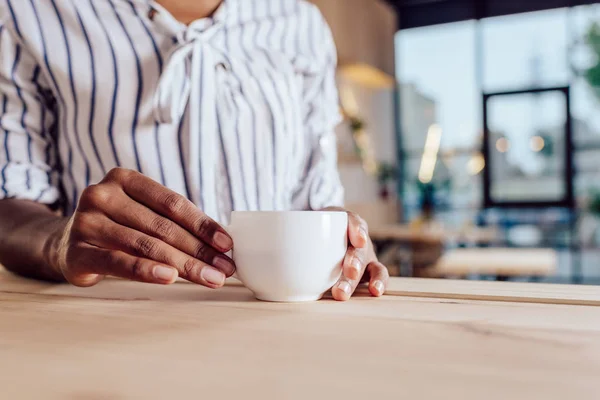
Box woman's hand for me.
[322,207,389,301]
[51,168,235,288]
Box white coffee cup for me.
[227,211,348,302]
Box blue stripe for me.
[246,43,259,208]
[129,3,164,71]
[130,2,166,186]
[211,62,236,211]
[34,188,47,202]
[33,65,53,163]
[263,66,294,121]
[223,28,250,210]
[30,65,53,196]
[228,13,259,209]
[263,7,295,109]
[11,46,31,191]
[74,7,105,175]
[216,108,234,212]
[108,0,143,173]
[47,116,62,206]
[261,31,302,187]
[175,64,192,201]
[177,114,193,202]
[31,66,41,90]
[0,32,34,198]
[4,0,333,212]
[35,96,51,202]
[253,1,282,208]
[32,60,55,201]
[29,0,78,210]
[11,45,32,191]
[5,0,23,39]
[32,67,57,185]
[231,96,251,210]
[1,95,9,197]
[50,0,91,193]
[35,85,51,206]
[314,176,326,202]
[198,51,206,210]
[89,0,120,167]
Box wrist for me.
[42,216,71,281]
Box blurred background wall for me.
[309,0,396,76]
[309,0,600,284]
[310,0,399,221]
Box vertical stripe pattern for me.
[0,0,344,223]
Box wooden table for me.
[1,268,600,400]
[369,224,499,245]
[423,248,558,279]
[368,224,500,277]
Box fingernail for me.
[153,265,177,283]
[213,255,235,276]
[359,227,368,242]
[201,266,226,286]
[337,281,351,295]
[374,280,385,295]
[214,231,233,249]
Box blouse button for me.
[148,7,158,21]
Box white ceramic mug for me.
[227,211,348,302]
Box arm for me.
[0,20,66,280]
[0,21,234,287]
[0,200,67,281]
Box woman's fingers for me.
[320,207,368,249]
[333,256,389,301]
[97,189,234,273]
[62,168,235,288]
[331,274,357,302]
[63,243,178,286]
[347,211,368,249]
[72,212,231,288]
[320,207,388,301]
[342,246,367,281]
[333,246,365,301]
[366,261,389,297]
[102,168,232,252]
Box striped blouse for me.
[0,0,344,223]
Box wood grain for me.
[226,275,600,306]
[1,268,600,399]
[382,277,600,306]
